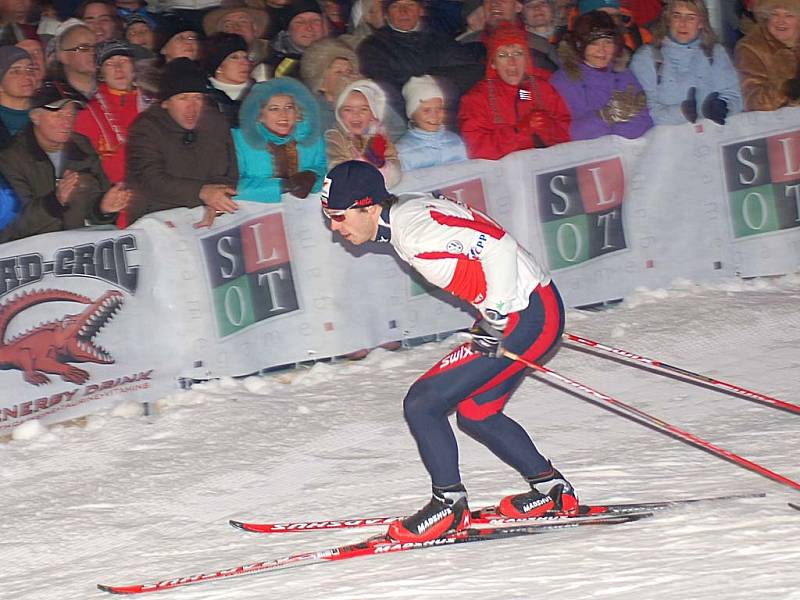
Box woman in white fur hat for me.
[396,75,468,172]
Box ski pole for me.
[563,333,800,416]
[502,350,800,493]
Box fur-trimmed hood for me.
[238,77,320,149]
[300,37,360,93]
[556,39,629,80]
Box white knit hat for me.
[401,75,444,119]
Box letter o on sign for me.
[224,285,247,326]
[742,191,769,231]
[556,222,583,263]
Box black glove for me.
[681,86,698,123]
[282,171,317,199]
[785,77,800,100]
[469,313,507,358]
[701,92,729,125]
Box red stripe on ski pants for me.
[402,283,565,488]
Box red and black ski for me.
[97,512,649,595]
[229,492,763,534]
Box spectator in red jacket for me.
[74,41,142,185]
[74,40,144,227]
[458,21,570,160]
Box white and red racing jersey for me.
[386,192,551,320]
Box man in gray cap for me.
[126,57,238,225]
[0,81,131,242]
[53,19,99,100]
[0,46,35,149]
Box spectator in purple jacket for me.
[550,10,653,140]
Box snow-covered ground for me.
[3,277,800,600]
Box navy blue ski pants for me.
[402,283,565,488]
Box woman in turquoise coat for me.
[233,78,327,202]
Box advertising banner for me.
[0,227,181,432]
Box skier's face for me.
[325,205,381,245]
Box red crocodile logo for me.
[0,289,124,386]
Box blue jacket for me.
[233,78,327,203]
[0,173,19,230]
[396,127,468,172]
[630,37,743,126]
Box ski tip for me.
[789,502,800,512]
[97,584,136,595]
[229,519,247,530]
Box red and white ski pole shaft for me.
[503,350,800,492]
[563,333,800,415]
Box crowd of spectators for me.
[0,0,797,242]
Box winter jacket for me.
[631,37,743,125]
[267,30,304,79]
[0,173,19,230]
[126,102,238,220]
[325,125,402,187]
[396,126,468,171]
[385,192,551,321]
[207,79,253,128]
[551,46,653,140]
[734,23,800,111]
[458,69,571,160]
[527,31,560,73]
[357,26,484,97]
[73,83,143,184]
[232,78,327,203]
[0,118,14,151]
[0,126,114,243]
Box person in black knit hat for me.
[267,0,330,78]
[126,57,239,225]
[204,32,253,127]
[158,16,204,63]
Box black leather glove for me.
[469,312,508,358]
[785,77,800,100]
[701,92,728,125]
[681,86,698,123]
[282,171,317,199]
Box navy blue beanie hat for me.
[321,161,391,211]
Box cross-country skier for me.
[320,160,578,543]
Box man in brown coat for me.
[735,0,800,111]
[126,58,239,225]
